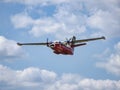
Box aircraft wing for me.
[74,36,105,43]
[17,42,48,46]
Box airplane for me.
[17,36,105,55]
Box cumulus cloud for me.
[11,13,34,29]
[96,42,120,76]
[84,0,120,38]
[11,10,86,38]
[7,0,120,39]
[87,9,120,38]
[0,36,25,61]
[0,64,57,90]
[0,64,120,90]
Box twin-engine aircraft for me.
[17,36,105,55]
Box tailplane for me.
[71,36,87,47]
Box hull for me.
[52,43,74,55]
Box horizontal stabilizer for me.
[72,43,87,47]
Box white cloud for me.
[78,79,120,90]
[0,64,120,90]
[10,2,86,39]
[87,9,120,38]
[29,17,62,37]
[0,65,57,90]
[11,11,86,38]
[86,0,120,38]
[96,42,120,76]
[0,36,25,60]
[2,0,119,39]
[11,13,34,29]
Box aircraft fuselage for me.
[48,42,74,55]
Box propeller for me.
[46,38,53,47]
[65,36,76,45]
[66,38,72,44]
[47,38,49,46]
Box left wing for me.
[17,42,47,46]
[74,36,105,43]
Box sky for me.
[0,0,120,90]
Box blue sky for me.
[0,0,120,90]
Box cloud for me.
[87,9,120,38]
[0,64,120,90]
[10,1,87,39]
[11,10,86,38]
[7,0,120,39]
[0,64,57,90]
[11,13,34,29]
[0,36,26,61]
[96,42,120,76]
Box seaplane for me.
[17,36,105,55]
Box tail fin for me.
[71,36,76,45]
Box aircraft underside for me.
[51,43,74,55]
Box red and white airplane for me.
[17,36,105,55]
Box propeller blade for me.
[47,38,49,46]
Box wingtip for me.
[101,36,106,40]
[17,43,22,46]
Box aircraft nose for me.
[49,44,55,48]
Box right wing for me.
[74,36,105,43]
